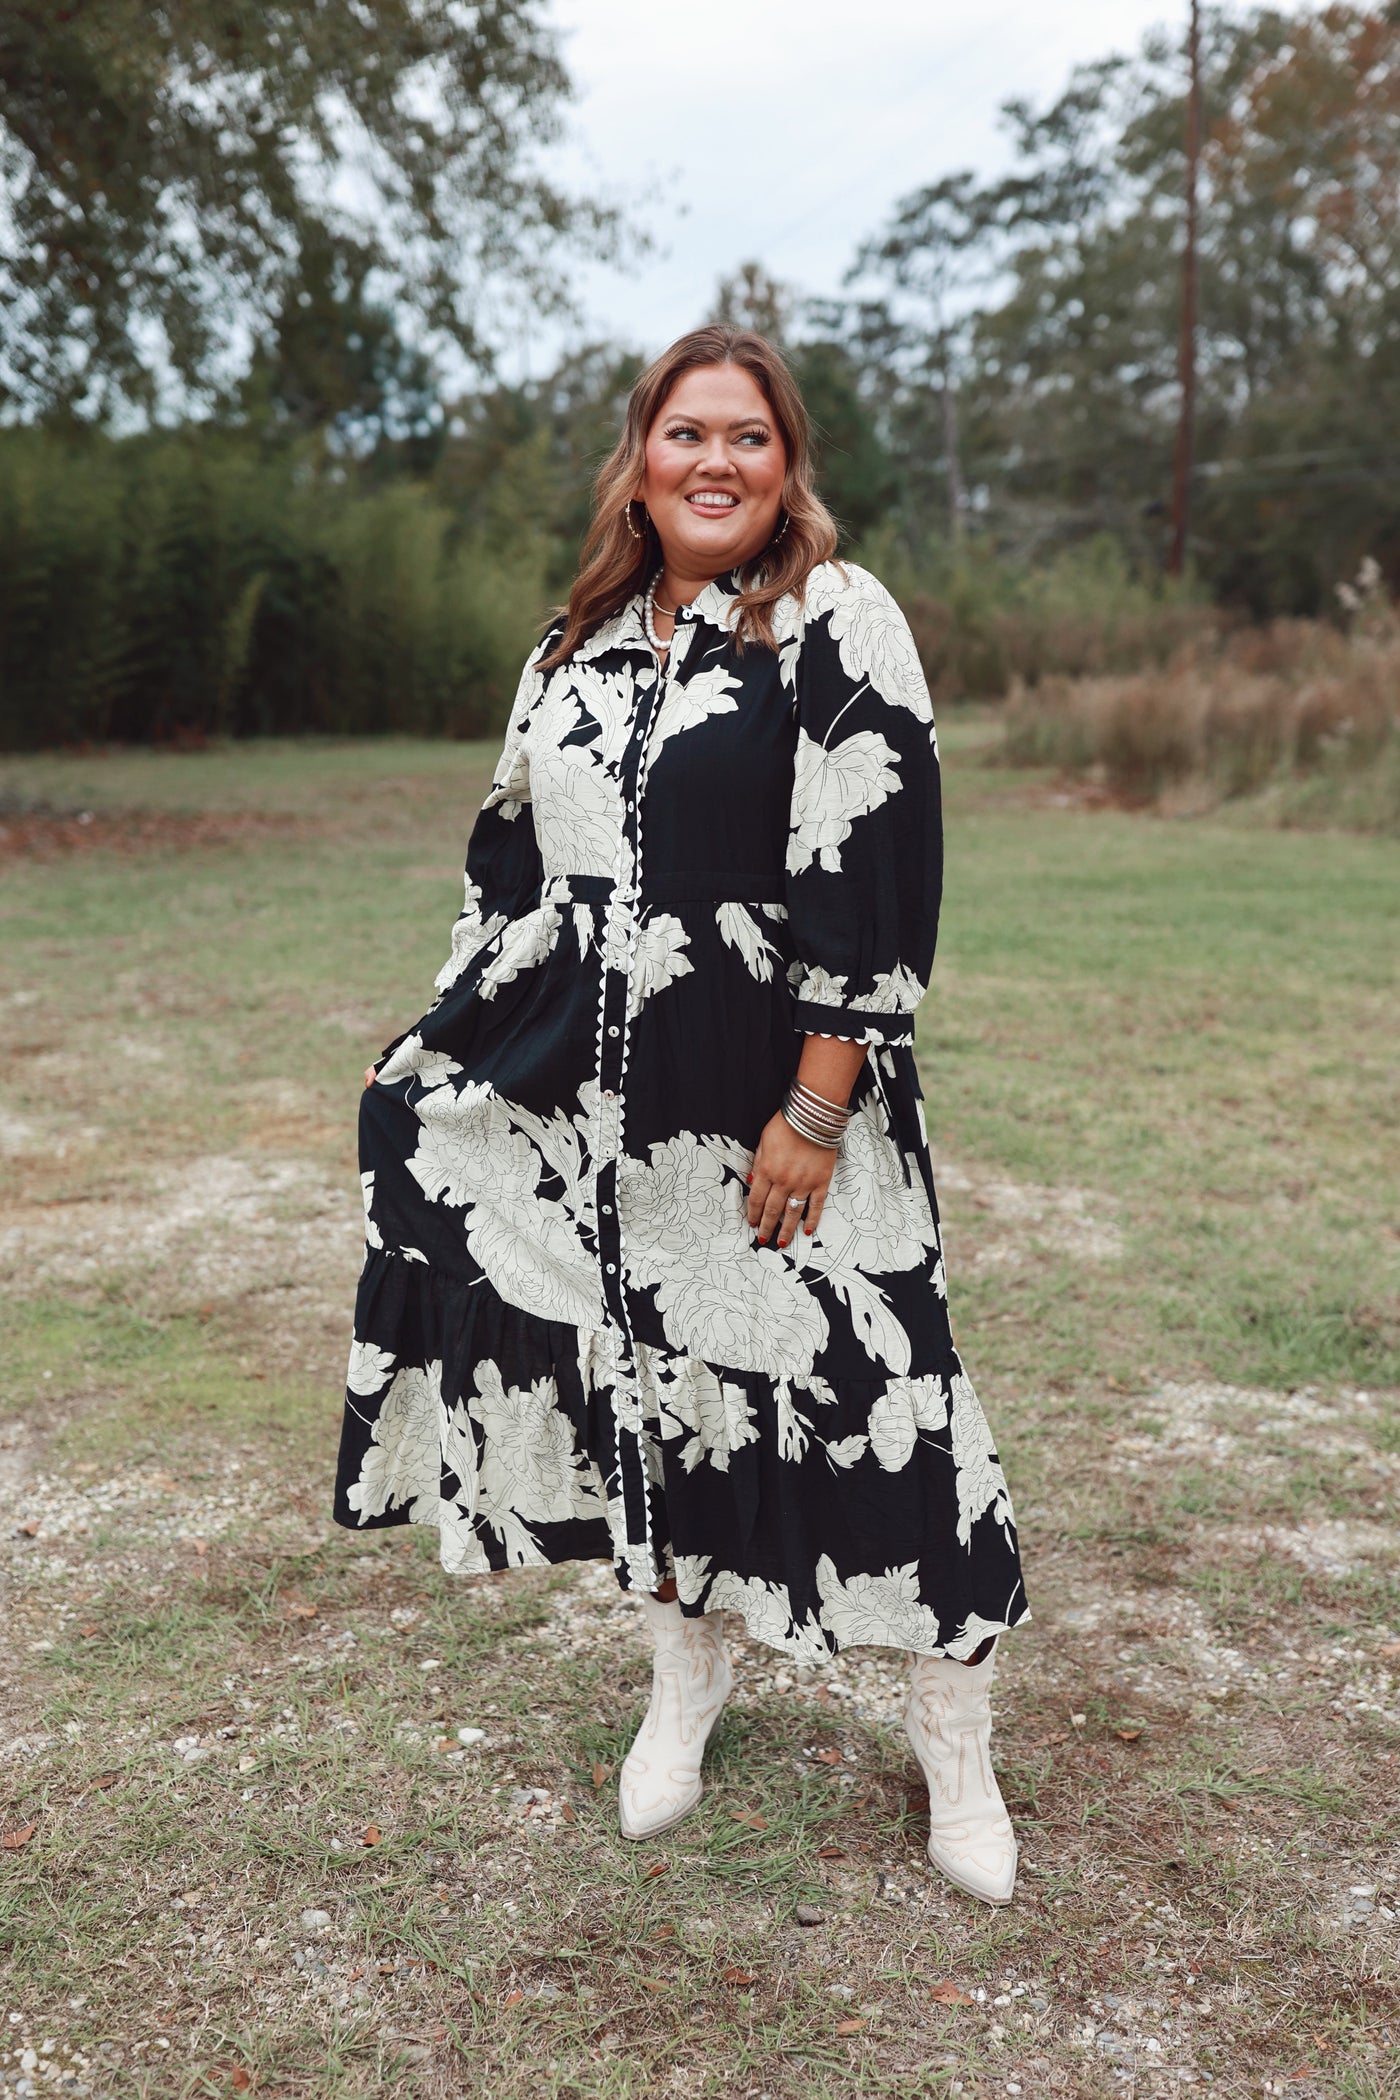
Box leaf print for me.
[530,743,622,878]
[818,566,936,733]
[562,661,637,769]
[774,1380,811,1462]
[439,1501,491,1576]
[359,1170,383,1250]
[715,903,783,983]
[478,901,561,1000]
[787,728,902,876]
[435,876,508,992]
[627,912,694,1018]
[704,1571,831,1666]
[346,1339,397,1398]
[572,904,595,961]
[823,1433,868,1469]
[949,1371,1014,1546]
[669,1552,714,1604]
[864,963,925,1015]
[649,662,742,762]
[345,1360,443,1525]
[815,1554,944,1651]
[795,964,848,1009]
[865,1376,950,1471]
[375,1031,463,1092]
[647,1353,759,1474]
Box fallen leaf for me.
[189,1538,209,1556]
[930,1982,974,2006]
[560,1802,577,1824]
[362,1825,382,1847]
[229,2070,252,2094]
[502,1990,523,2008]
[649,1924,675,1941]
[642,1859,669,1880]
[1115,1727,1144,1743]
[591,1761,609,1789]
[836,2017,867,2035]
[2,1824,36,1850]
[817,1845,845,1859]
[284,1602,317,1620]
[85,1772,121,1793]
[18,1520,39,1538]
[79,1625,100,1639]
[428,2027,447,2041]
[1380,1640,1400,1657]
[640,1978,667,1993]
[345,1967,365,1982]
[1284,2071,1317,2084]
[730,1809,768,1830]
[813,1747,843,1766]
[722,1966,758,1986]
[378,1962,397,1974]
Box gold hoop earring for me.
[771,509,790,545]
[623,499,645,541]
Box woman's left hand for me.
[747,1111,836,1248]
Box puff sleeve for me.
[783,565,942,1048]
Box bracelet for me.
[782,1080,850,1150]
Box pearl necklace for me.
[643,575,675,656]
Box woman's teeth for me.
[686,492,739,511]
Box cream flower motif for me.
[375,1031,463,1091]
[945,1610,1016,1660]
[787,727,902,876]
[823,1433,868,1469]
[715,903,784,983]
[346,1339,397,1398]
[619,1135,828,1376]
[530,743,623,878]
[670,1552,715,1605]
[405,1081,499,1208]
[815,1554,944,1650]
[469,1355,603,1530]
[704,1571,830,1664]
[949,1371,1015,1546]
[865,1376,950,1472]
[435,876,508,992]
[438,1501,492,1576]
[360,1170,383,1250]
[646,1352,759,1474]
[345,1360,443,1524]
[627,912,694,1017]
[794,964,849,1008]
[561,661,638,769]
[478,903,561,1000]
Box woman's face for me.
[636,363,788,580]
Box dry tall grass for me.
[1001,568,1400,830]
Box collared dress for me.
[333,561,1031,1662]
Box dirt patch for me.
[936,1156,1124,1268]
[0,808,325,859]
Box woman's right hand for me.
[363,1065,377,1090]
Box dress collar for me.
[566,567,745,664]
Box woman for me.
[335,326,1031,1906]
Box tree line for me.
[0,1,1396,746]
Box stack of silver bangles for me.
[781,1080,850,1149]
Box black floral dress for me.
[334,561,1031,1661]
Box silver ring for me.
[786,1195,807,1209]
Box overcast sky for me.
[539,0,1185,362]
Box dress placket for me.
[590,622,691,1590]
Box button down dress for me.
[333,560,1031,1661]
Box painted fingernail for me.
[745,1173,753,1184]
[803,1225,813,1235]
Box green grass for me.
[2,727,1398,2098]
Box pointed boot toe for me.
[618,1595,732,1842]
[905,1644,1019,1908]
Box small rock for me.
[300,1908,331,1932]
[794,1903,825,1927]
[457,1726,486,1745]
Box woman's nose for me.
[696,436,736,474]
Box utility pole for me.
[1168,0,1201,575]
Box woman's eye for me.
[737,430,770,446]
[664,424,700,441]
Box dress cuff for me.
[792,998,914,1048]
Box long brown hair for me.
[540,325,839,670]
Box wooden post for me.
[1168,0,1201,576]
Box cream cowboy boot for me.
[904,1643,1018,1906]
[618,1593,733,1841]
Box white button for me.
[601,1203,613,1215]
[605,1262,617,1274]
[608,1026,619,1037]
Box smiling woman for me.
[336,325,1031,1910]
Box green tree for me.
[0,0,616,423]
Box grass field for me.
[1,725,1397,2098]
